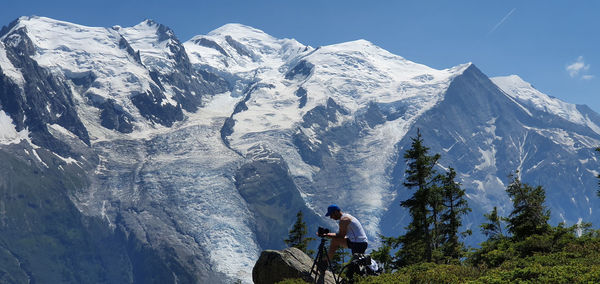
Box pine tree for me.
[439,168,472,261]
[429,182,444,255]
[284,210,315,256]
[480,206,504,240]
[505,173,550,241]
[370,235,396,272]
[397,129,440,265]
[330,248,350,273]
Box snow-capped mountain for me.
[0,16,599,283]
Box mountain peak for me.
[344,38,374,46]
[124,18,177,43]
[207,23,276,43]
[10,16,97,32]
[0,15,118,48]
[323,38,381,52]
[141,19,159,27]
[1,16,69,40]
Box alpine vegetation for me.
[371,131,471,268]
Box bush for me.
[355,231,600,283]
[356,263,480,284]
[467,238,515,268]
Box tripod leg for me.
[320,245,344,284]
[310,239,328,281]
[310,238,343,284]
[324,252,343,284]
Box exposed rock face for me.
[0,25,90,156]
[235,145,321,251]
[252,247,336,284]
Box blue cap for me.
[325,204,341,217]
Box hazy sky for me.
[2,0,599,112]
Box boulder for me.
[252,247,336,284]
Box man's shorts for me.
[346,239,368,254]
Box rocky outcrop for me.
[0,26,91,156]
[235,145,321,251]
[252,247,336,284]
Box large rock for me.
[252,247,336,284]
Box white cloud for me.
[566,56,591,78]
[582,75,595,80]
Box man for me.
[320,204,368,262]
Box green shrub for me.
[356,263,480,284]
[355,232,600,283]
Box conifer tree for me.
[284,210,315,256]
[370,235,396,272]
[505,173,550,241]
[439,168,472,260]
[397,129,440,265]
[480,206,504,240]
[330,248,350,273]
[429,182,444,254]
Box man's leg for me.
[347,241,368,254]
[328,238,348,261]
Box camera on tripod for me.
[317,226,330,237]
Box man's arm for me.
[327,217,350,239]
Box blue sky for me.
[2,0,599,112]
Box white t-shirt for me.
[342,213,368,243]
